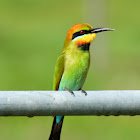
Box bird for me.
[49,23,114,140]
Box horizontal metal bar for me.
[0,90,140,116]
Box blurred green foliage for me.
[0,0,140,140]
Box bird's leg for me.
[79,89,87,96]
[64,87,75,96]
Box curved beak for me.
[91,28,115,33]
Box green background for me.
[0,0,140,140]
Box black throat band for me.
[78,43,90,51]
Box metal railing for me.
[0,90,140,116]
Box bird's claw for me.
[64,88,75,96]
[80,89,87,96]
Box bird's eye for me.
[80,30,85,34]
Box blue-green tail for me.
[49,116,64,140]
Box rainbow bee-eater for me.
[49,23,114,140]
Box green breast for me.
[59,49,90,91]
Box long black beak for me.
[91,28,115,33]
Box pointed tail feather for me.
[49,116,64,140]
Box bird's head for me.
[63,23,114,50]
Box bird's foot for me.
[64,88,75,96]
[80,89,87,96]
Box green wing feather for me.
[53,52,65,90]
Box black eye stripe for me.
[72,30,91,40]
